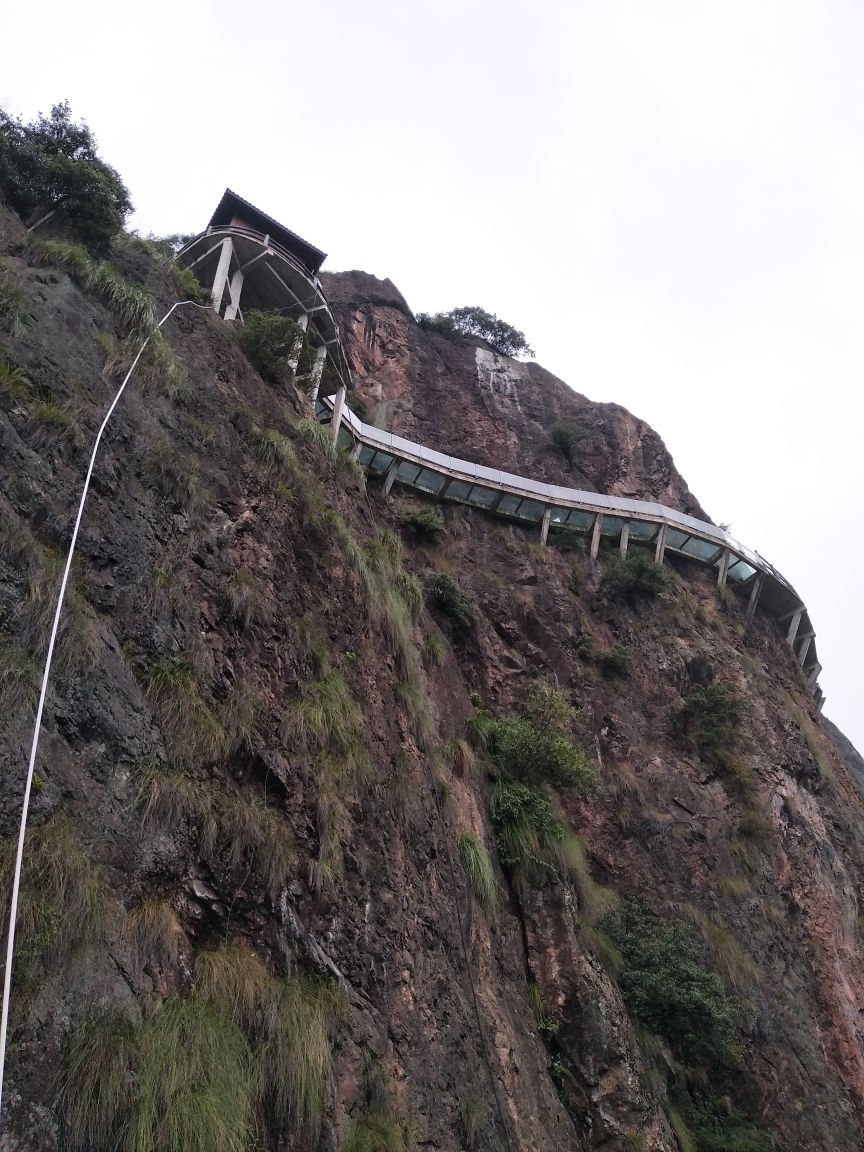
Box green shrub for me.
[458,833,497,910]
[402,505,446,540]
[602,900,741,1068]
[674,682,743,771]
[237,310,304,382]
[493,717,596,789]
[601,554,666,603]
[0,102,132,255]
[297,416,336,458]
[549,526,584,553]
[395,570,423,620]
[572,630,593,660]
[0,262,25,335]
[488,780,577,889]
[416,305,534,358]
[596,644,631,678]
[349,394,368,421]
[675,1095,776,1152]
[425,571,475,629]
[172,264,209,303]
[549,419,587,465]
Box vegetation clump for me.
[595,644,631,678]
[0,101,132,255]
[401,505,446,541]
[488,780,576,890]
[416,305,534,358]
[237,310,308,382]
[425,571,476,630]
[601,554,667,604]
[602,899,741,1068]
[674,681,743,772]
[549,419,587,465]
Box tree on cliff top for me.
[416,305,534,359]
[0,101,132,255]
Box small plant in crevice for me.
[395,570,423,620]
[0,262,26,335]
[402,504,446,541]
[595,643,631,678]
[601,553,667,604]
[0,641,41,722]
[443,737,475,778]
[527,978,560,1040]
[346,1059,407,1152]
[458,1094,485,1151]
[571,630,593,661]
[425,571,476,630]
[458,833,497,911]
[0,354,31,397]
[549,419,588,466]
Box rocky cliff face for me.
[321,271,708,519]
[0,204,862,1152]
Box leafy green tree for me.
[0,102,131,255]
[416,305,534,358]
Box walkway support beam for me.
[590,515,603,560]
[288,313,309,373]
[309,345,328,402]
[330,384,347,445]
[797,634,814,667]
[211,237,234,313]
[382,455,400,496]
[540,507,551,547]
[619,521,630,558]
[786,607,804,648]
[655,523,668,565]
[717,548,731,590]
[224,268,244,322]
[746,573,764,621]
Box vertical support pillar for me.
[786,607,804,648]
[797,634,813,667]
[654,523,668,565]
[223,268,244,321]
[330,384,347,444]
[716,548,731,590]
[745,573,764,621]
[540,507,552,547]
[287,312,310,373]
[590,515,603,560]
[382,456,400,496]
[807,661,822,686]
[816,695,826,715]
[350,440,363,462]
[309,345,328,402]
[211,237,234,313]
[619,521,630,558]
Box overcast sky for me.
[4,1,862,752]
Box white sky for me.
[4,1,862,752]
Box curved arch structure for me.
[317,395,825,709]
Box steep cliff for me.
[0,199,862,1152]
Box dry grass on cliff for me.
[458,833,498,911]
[672,901,760,989]
[144,656,227,766]
[122,900,185,969]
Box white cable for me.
[0,298,210,1127]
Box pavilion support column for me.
[745,573,764,621]
[816,694,826,715]
[619,521,630,558]
[223,268,244,322]
[382,456,400,496]
[309,345,328,402]
[330,384,347,444]
[590,515,603,560]
[797,633,814,667]
[786,607,804,648]
[716,548,731,591]
[807,661,822,686]
[654,523,668,565]
[211,237,234,313]
[540,507,551,547]
[287,313,309,373]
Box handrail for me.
[319,395,823,701]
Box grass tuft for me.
[145,657,227,766]
[458,834,497,910]
[122,900,184,969]
[223,568,263,630]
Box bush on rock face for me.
[415,306,534,359]
[601,554,667,604]
[237,311,307,383]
